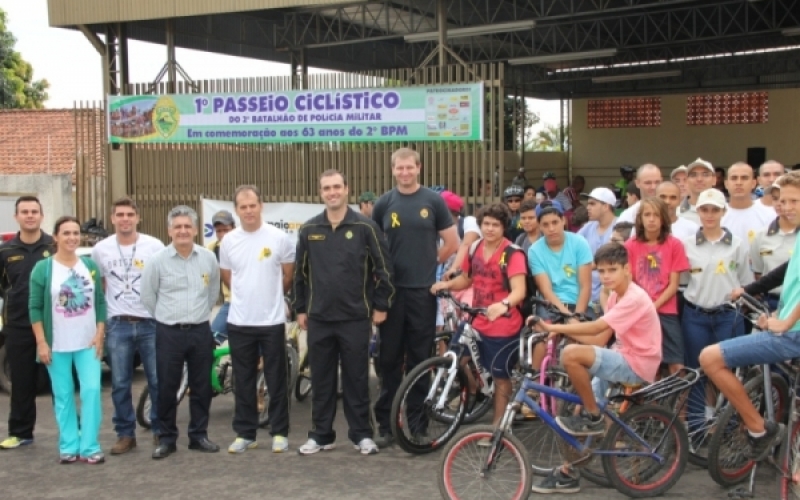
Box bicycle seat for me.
[620,383,643,391]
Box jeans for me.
[589,347,646,401]
[106,317,159,437]
[47,348,102,456]
[682,304,743,432]
[211,302,230,341]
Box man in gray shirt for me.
[142,205,220,460]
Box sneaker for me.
[530,468,581,494]
[298,439,335,456]
[59,453,77,464]
[374,433,394,448]
[745,421,785,461]
[354,438,379,455]
[228,438,258,454]
[272,435,289,453]
[111,437,137,455]
[0,437,34,449]
[556,411,605,437]
[80,452,105,464]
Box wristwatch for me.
[501,299,511,310]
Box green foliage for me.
[527,123,570,152]
[0,9,49,109]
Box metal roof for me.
[51,0,800,98]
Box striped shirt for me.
[141,244,220,325]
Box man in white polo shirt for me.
[617,164,663,224]
[220,185,296,454]
[679,158,717,224]
[721,162,775,253]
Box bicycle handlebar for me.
[436,290,489,316]
[527,297,591,324]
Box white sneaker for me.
[272,435,289,453]
[228,438,257,454]
[354,438,379,455]
[297,438,336,456]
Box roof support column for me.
[166,19,177,93]
[437,0,447,70]
[291,49,307,90]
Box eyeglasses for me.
[507,198,522,203]
[688,171,713,179]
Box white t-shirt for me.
[722,203,776,254]
[462,215,481,237]
[671,217,700,241]
[51,259,97,352]
[92,234,165,318]
[617,200,640,224]
[219,223,296,326]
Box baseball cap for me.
[211,210,235,226]
[670,165,688,179]
[535,199,564,218]
[696,188,727,209]
[440,190,464,213]
[543,179,558,191]
[764,175,784,196]
[580,187,617,206]
[358,191,377,203]
[687,158,714,174]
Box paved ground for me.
[0,367,782,499]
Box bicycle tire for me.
[438,425,533,500]
[295,374,312,402]
[707,373,788,488]
[391,356,468,454]
[602,404,688,498]
[286,344,299,397]
[779,419,800,500]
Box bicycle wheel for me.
[780,419,800,500]
[602,404,688,498]
[294,357,312,402]
[438,425,533,500]
[674,371,724,468]
[707,373,788,487]
[391,356,468,454]
[286,343,299,396]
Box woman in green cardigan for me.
[29,216,107,464]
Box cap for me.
[687,158,714,174]
[696,188,727,209]
[542,171,556,180]
[543,179,558,191]
[440,190,464,213]
[358,191,377,203]
[670,165,688,179]
[580,187,617,206]
[620,165,635,174]
[535,199,564,218]
[211,210,235,226]
[764,175,784,196]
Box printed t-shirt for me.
[529,232,593,305]
[603,282,662,382]
[51,259,97,352]
[461,239,526,338]
[624,236,690,314]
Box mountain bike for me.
[438,329,697,500]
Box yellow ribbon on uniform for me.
[715,260,726,274]
[391,213,401,228]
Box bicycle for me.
[136,338,299,430]
[390,291,507,454]
[438,327,697,500]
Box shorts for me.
[536,303,596,323]
[589,347,646,401]
[477,335,519,380]
[659,313,684,365]
[720,330,800,369]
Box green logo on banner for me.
[153,96,180,138]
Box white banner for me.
[201,198,357,244]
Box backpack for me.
[467,239,537,318]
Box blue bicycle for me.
[438,329,697,499]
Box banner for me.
[201,198,358,245]
[108,83,484,144]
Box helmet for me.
[429,185,447,194]
[503,185,524,199]
[542,171,556,180]
[440,191,464,213]
[620,165,635,175]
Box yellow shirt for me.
[207,241,231,302]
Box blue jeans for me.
[682,304,743,432]
[47,348,102,456]
[211,302,230,341]
[106,317,159,437]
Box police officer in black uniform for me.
[0,196,55,449]
[293,170,393,456]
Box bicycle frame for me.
[538,339,560,415]
[430,323,493,411]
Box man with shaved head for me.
[617,164,663,224]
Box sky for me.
[1,0,561,129]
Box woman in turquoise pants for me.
[29,216,107,464]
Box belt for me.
[114,315,149,322]
[161,322,205,330]
[685,301,734,315]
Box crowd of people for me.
[0,149,799,497]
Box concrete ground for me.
[0,367,781,499]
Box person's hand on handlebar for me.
[730,287,745,301]
[430,281,450,295]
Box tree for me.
[527,123,571,152]
[0,9,48,109]
[503,96,539,151]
